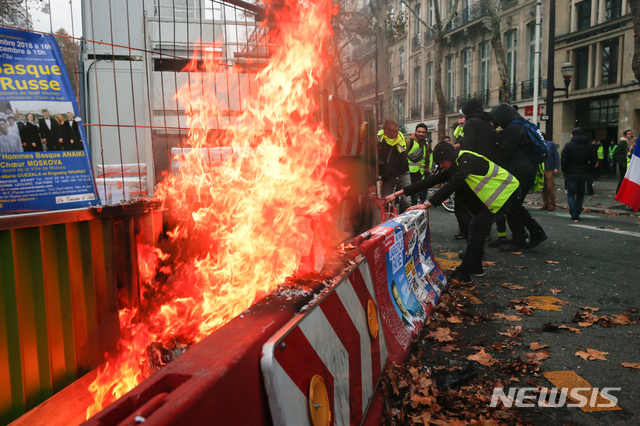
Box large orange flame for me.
[86,0,339,418]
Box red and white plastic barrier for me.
[79,210,445,426]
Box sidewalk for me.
[524,173,640,216]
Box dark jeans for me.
[616,163,627,194]
[459,189,521,274]
[566,173,588,219]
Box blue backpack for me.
[511,120,548,164]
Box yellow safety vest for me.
[456,150,520,213]
[597,146,604,160]
[407,139,428,175]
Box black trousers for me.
[459,189,522,274]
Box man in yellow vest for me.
[386,142,520,282]
[406,123,432,205]
[378,119,412,212]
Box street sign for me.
[541,115,549,121]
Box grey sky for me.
[28,0,83,38]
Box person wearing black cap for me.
[385,141,520,282]
[489,103,548,250]
[561,127,598,221]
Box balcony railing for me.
[353,81,381,99]
[450,1,489,30]
[412,34,421,51]
[499,82,518,103]
[456,93,472,111]
[446,98,456,113]
[521,78,542,99]
[410,105,421,120]
[473,89,490,106]
[424,31,435,43]
[424,102,435,117]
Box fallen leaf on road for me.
[611,313,634,325]
[493,313,523,321]
[621,362,640,371]
[527,351,550,363]
[427,327,456,342]
[438,344,460,353]
[550,289,563,294]
[483,261,497,266]
[410,394,435,408]
[542,322,559,332]
[534,281,545,286]
[514,266,528,269]
[530,342,549,350]
[575,348,608,361]
[545,260,560,264]
[584,236,590,239]
[499,325,522,338]
[467,348,496,366]
[446,315,463,324]
[502,283,525,290]
[559,324,582,333]
[581,306,600,311]
[511,251,522,255]
[630,308,639,313]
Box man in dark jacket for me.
[489,103,547,250]
[378,119,411,212]
[561,127,598,221]
[385,143,520,282]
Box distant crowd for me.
[0,109,83,153]
[379,99,636,282]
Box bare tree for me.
[630,0,640,82]
[401,0,459,142]
[55,28,80,99]
[484,0,511,103]
[0,0,44,29]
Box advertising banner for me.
[358,210,448,362]
[0,27,98,214]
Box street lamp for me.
[558,61,575,98]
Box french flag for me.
[616,142,640,211]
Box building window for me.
[395,94,405,124]
[506,30,517,85]
[605,0,622,21]
[157,0,197,19]
[576,96,618,126]
[446,55,455,101]
[399,47,405,79]
[426,62,433,103]
[601,38,619,85]
[528,24,542,80]
[575,46,590,89]
[461,49,471,98]
[577,0,591,31]
[414,67,421,107]
[427,0,434,26]
[480,42,490,94]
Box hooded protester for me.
[459,98,496,160]
[561,127,598,221]
[386,142,520,282]
[489,103,547,251]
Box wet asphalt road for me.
[424,205,640,426]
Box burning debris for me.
[86,0,342,418]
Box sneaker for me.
[454,232,465,240]
[488,237,509,248]
[450,269,472,283]
[471,268,485,277]
[500,242,526,252]
[526,232,548,249]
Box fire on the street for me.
[86,0,340,418]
